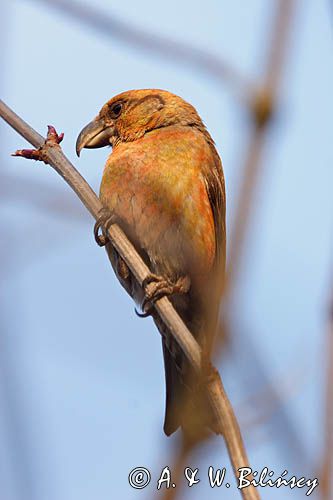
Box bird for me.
[76,89,226,438]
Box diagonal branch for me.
[0,99,260,500]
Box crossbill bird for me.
[76,89,226,437]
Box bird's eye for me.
[110,102,123,118]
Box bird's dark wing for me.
[203,148,226,270]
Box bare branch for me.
[0,99,260,499]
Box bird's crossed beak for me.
[76,118,115,157]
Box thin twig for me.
[28,0,253,102]
[0,99,260,500]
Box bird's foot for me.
[136,274,191,318]
[94,207,116,247]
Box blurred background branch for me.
[319,274,333,499]
[226,0,296,293]
[30,0,253,101]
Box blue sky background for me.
[1,1,332,499]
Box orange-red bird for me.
[76,89,226,436]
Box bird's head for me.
[76,89,204,156]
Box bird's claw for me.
[136,274,191,318]
[94,208,116,247]
[135,306,152,318]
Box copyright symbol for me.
[128,467,151,489]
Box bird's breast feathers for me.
[100,126,217,280]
